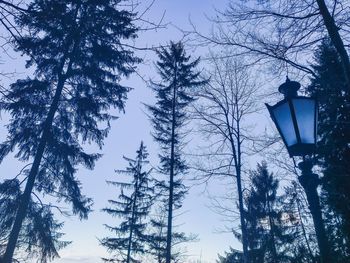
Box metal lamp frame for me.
[266,96,318,157]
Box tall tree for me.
[307,39,350,258]
[147,41,206,263]
[0,1,140,261]
[101,142,153,263]
[192,55,259,263]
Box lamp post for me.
[266,77,331,263]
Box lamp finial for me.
[278,78,300,98]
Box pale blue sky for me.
[0,1,278,262]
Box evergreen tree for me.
[321,200,350,262]
[244,162,291,263]
[147,211,168,263]
[146,41,206,263]
[307,39,350,257]
[146,206,196,263]
[0,179,70,263]
[216,247,243,263]
[0,1,140,261]
[101,142,153,263]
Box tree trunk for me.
[166,63,178,263]
[236,168,248,263]
[126,224,133,263]
[267,198,278,263]
[1,5,82,261]
[234,97,248,263]
[316,0,350,90]
[2,73,68,263]
[224,106,248,263]
[126,160,141,263]
[295,187,316,263]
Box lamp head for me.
[266,78,317,157]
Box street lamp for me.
[266,79,317,157]
[266,77,331,263]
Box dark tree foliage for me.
[147,213,168,263]
[0,179,70,263]
[322,201,350,262]
[101,142,153,263]
[146,41,206,262]
[216,247,243,263]
[244,162,292,263]
[307,39,350,259]
[0,0,140,261]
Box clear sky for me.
[0,0,273,262]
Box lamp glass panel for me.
[292,98,316,144]
[272,102,297,146]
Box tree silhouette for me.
[244,162,292,263]
[0,179,70,263]
[146,205,197,263]
[147,41,206,263]
[101,142,153,263]
[192,0,350,89]
[307,39,350,259]
[192,55,259,263]
[0,0,140,261]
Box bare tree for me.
[191,0,350,86]
[192,54,260,263]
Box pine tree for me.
[146,41,206,263]
[244,162,291,263]
[101,142,153,263]
[0,1,140,261]
[307,39,350,260]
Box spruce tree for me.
[146,205,196,263]
[0,179,70,263]
[0,1,139,261]
[307,39,350,259]
[244,162,291,263]
[147,41,206,263]
[147,212,168,263]
[101,142,153,263]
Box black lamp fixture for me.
[265,77,317,157]
[265,77,330,263]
